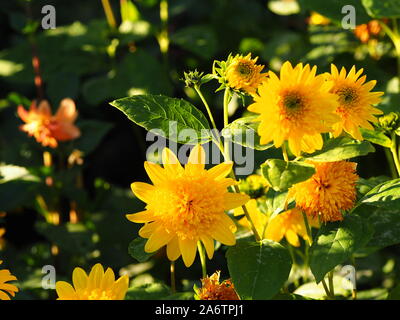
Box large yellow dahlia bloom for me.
[248,61,339,156]
[288,161,358,222]
[127,145,249,267]
[0,260,18,300]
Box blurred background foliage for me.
[0,0,400,300]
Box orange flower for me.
[17,98,81,148]
[288,161,358,222]
[354,20,382,43]
[195,271,240,300]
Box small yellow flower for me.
[248,61,339,156]
[0,260,18,300]
[327,64,384,140]
[55,263,129,300]
[195,271,240,300]
[225,53,267,95]
[288,161,358,223]
[264,208,318,247]
[233,199,269,239]
[127,145,249,267]
[308,11,331,26]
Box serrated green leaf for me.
[128,237,155,263]
[310,215,374,283]
[226,239,292,300]
[261,159,315,191]
[222,116,273,151]
[359,178,400,209]
[304,137,375,162]
[110,94,212,144]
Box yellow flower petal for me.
[179,238,198,267]
[72,267,88,291]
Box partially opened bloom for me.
[233,199,269,239]
[264,208,318,247]
[0,260,18,300]
[225,53,267,95]
[18,98,81,148]
[55,263,129,300]
[127,145,249,267]
[327,65,383,140]
[354,20,382,43]
[194,271,240,300]
[248,61,339,156]
[288,161,358,222]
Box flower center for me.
[151,176,226,240]
[336,86,359,106]
[84,289,113,300]
[236,62,253,77]
[280,90,305,115]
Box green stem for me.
[194,85,219,136]
[301,211,313,246]
[197,242,207,278]
[321,279,332,299]
[385,147,398,179]
[390,132,400,177]
[328,270,335,298]
[193,85,261,242]
[282,144,289,162]
[101,0,117,30]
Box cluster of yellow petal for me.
[265,208,319,247]
[249,61,339,156]
[289,161,359,222]
[127,145,249,267]
[195,271,240,300]
[225,53,267,95]
[55,263,129,300]
[248,61,383,156]
[327,65,383,140]
[0,260,18,300]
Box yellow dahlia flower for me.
[327,64,384,140]
[127,145,250,267]
[264,208,318,247]
[288,161,358,223]
[0,260,18,300]
[195,271,240,300]
[233,199,269,239]
[55,263,129,300]
[225,53,267,95]
[248,61,339,156]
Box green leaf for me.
[264,189,288,214]
[359,178,400,209]
[221,116,273,151]
[226,239,292,300]
[35,221,95,254]
[74,120,113,155]
[388,283,400,300]
[360,128,392,148]
[362,0,400,18]
[366,207,400,249]
[298,0,370,24]
[128,237,155,263]
[261,159,315,191]
[0,180,40,211]
[304,137,375,162]
[110,94,212,144]
[125,282,171,300]
[310,214,373,283]
[170,25,217,59]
